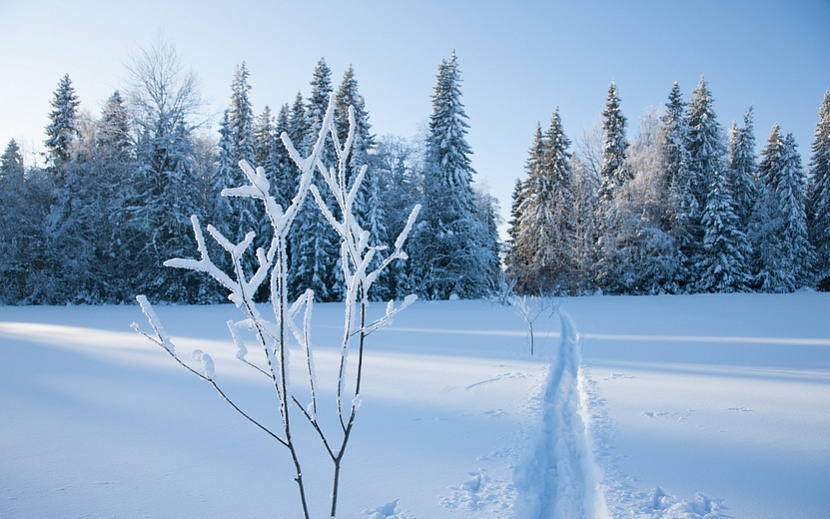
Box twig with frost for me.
[132,93,419,519]
[510,294,559,355]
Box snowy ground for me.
[1,293,829,518]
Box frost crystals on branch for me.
[132,93,420,519]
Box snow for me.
[1,292,829,518]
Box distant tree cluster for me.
[506,78,830,295]
[0,42,499,304]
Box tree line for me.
[0,42,499,305]
[2,40,828,304]
[506,79,830,295]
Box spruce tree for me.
[0,140,51,304]
[687,77,725,213]
[687,76,746,290]
[410,51,498,299]
[660,82,696,288]
[44,74,80,177]
[268,103,298,210]
[807,90,830,289]
[728,107,759,236]
[753,124,814,291]
[253,105,275,167]
[507,111,576,294]
[97,91,132,160]
[695,157,752,293]
[228,62,256,168]
[289,59,341,301]
[505,125,541,289]
[780,132,814,287]
[334,66,378,235]
[598,81,630,204]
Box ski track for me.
[516,310,609,519]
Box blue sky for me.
[1,0,828,230]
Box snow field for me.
[2,293,829,518]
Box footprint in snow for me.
[482,408,506,418]
[605,373,636,380]
[641,411,671,418]
[363,499,416,518]
[439,471,516,512]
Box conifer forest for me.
[1,41,829,305]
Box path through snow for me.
[515,310,609,519]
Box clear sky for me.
[1,0,828,232]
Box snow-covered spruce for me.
[133,93,420,519]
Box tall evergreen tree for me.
[507,110,576,294]
[753,124,813,291]
[728,107,758,232]
[807,90,830,289]
[687,77,725,216]
[410,51,498,299]
[269,103,299,209]
[217,62,258,237]
[289,59,341,301]
[334,66,377,230]
[686,76,749,290]
[44,74,80,177]
[96,91,132,159]
[253,105,275,167]
[0,140,52,304]
[660,82,696,289]
[505,125,541,288]
[598,81,630,204]
[228,62,256,168]
[695,155,752,293]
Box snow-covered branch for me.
[133,91,418,519]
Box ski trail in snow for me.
[516,310,609,519]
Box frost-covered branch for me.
[133,92,418,519]
[511,294,559,355]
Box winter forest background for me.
[1,39,829,305]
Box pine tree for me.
[289,59,341,301]
[598,81,630,204]
[695,156,752,293]
[97,91,132,160]
[44,74,80,176]
[661,82,696,289]
[780,133,814,287]
[0,139,24,182]
[753,124,813,291]
[334,67,377,232]
[0,140,52,304]
[728,107,758,232]
[686,76,749,291]
[807,90,830,289]
[228,62,256,168]
[253,105,275,167]
[507,111,576,294]
[222,63,258,233]
[505,126,541,288]
[410,51,498,299]
[266,104,296,208]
